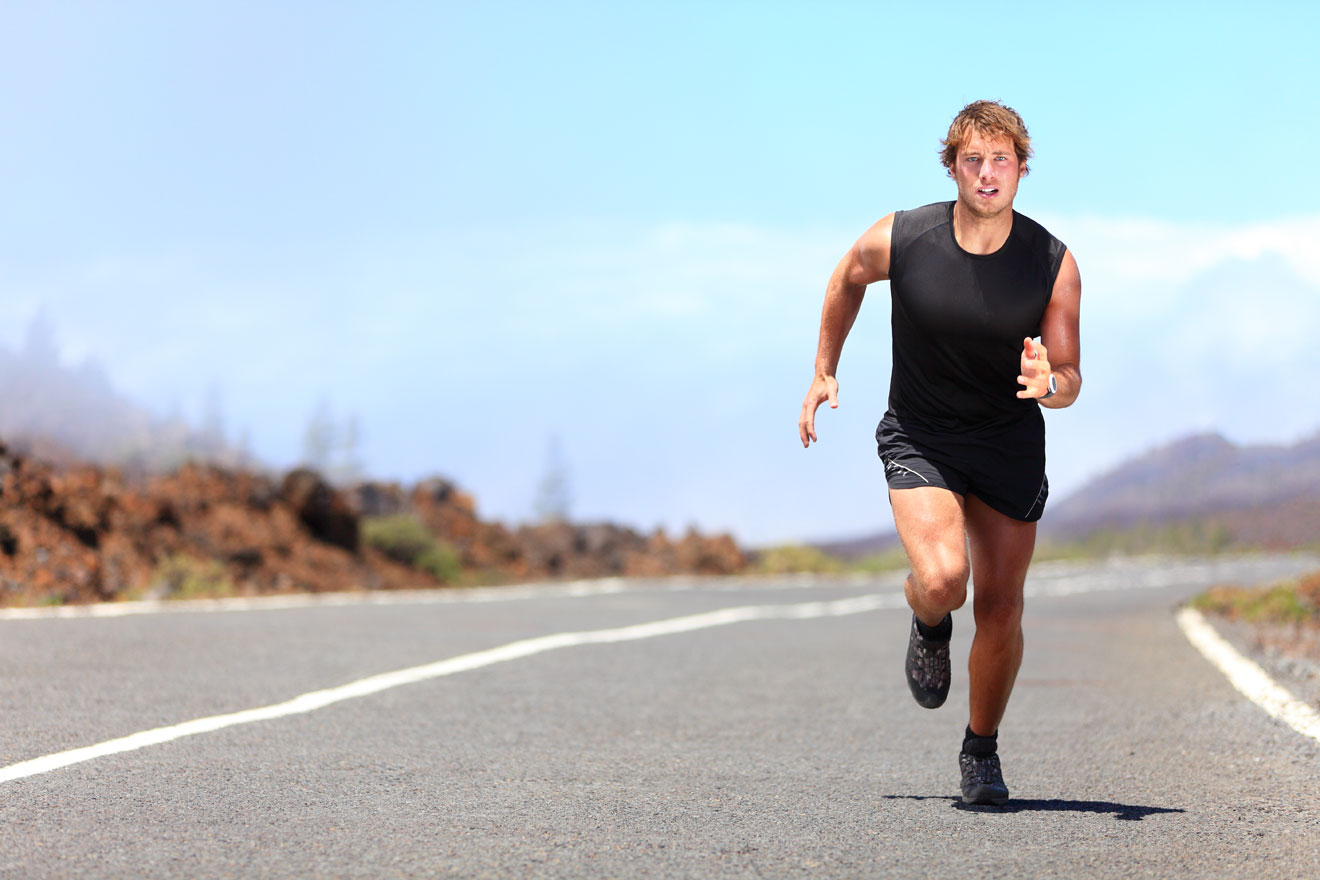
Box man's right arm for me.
[798,214,895,447]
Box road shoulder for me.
[1178,607,1320,743]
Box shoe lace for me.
[911,623,950,686]
[962,751,1003,786]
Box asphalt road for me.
[2,555,1318,879]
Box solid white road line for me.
[0,579,638,620]
[3,554,1312,622]
[0,592,904,784]
[1176,607,1320,745]
[0,573,902,621]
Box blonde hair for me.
[940,100,1032,176]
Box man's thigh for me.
[964,493,1036,596]
[889,486,968,581]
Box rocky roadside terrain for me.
[1207,614,1320,710]
[1192,570,1320,708]
[0,442,746,606]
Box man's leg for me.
[963,493,1036,736]
[951,494,1035,805]
[890,486,969,708]
[889,486,970,625]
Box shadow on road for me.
[884,795,1184,821]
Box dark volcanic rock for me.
[348,482,409,518]
[0,444,750,606]
[281,468,359,552]
[0,450,425,604]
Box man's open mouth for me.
[978,187,998,195]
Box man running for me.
[798,100,1082,805]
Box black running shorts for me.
[875,410,1049,523]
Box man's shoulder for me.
[889,202,953,278]
[1010,210,1064,247]
[897,201,954,227]
[893,201,953,244]
[1010,210,1069,276]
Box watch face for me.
[1048,374,1057,394]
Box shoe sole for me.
[907,682,948,709]
[961,785,1010,806]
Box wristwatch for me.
[1041,373,1057,400]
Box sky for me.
[1,1,1318,546]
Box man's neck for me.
[952,201,1013,255]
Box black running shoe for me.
[904,613,951,709]
[959,750,1010,805]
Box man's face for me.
[952,132,1026,219]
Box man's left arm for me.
[1017,249,1082,408]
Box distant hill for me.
[1042,430,1320,541]
[809,429,1320,559]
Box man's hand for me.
[799,374,839,447]
[1016,337,1052,399]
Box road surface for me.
[1,555,1318,878]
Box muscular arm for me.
[1017,248,1082,408]
[799,214,895,446]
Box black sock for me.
[962,725,998,756]
[915,612,952,642]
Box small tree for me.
[301,399,336,474]
[533,434,572,523]
[333,413,364,485]
[200,381,227,459]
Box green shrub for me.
[754,544,844,574]
[1036,520,1237,561]
[362,515,434,564]
[416,543,462,583]
[362,515,461,584]
[1189,576,1319,625]
[850,548,912,573]
[151,554,236,600]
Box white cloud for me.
[1040,212,1320,317]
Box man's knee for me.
[972,591,1024,633]
[911,560,970,612]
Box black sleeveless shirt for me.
[886,201,1067,433]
